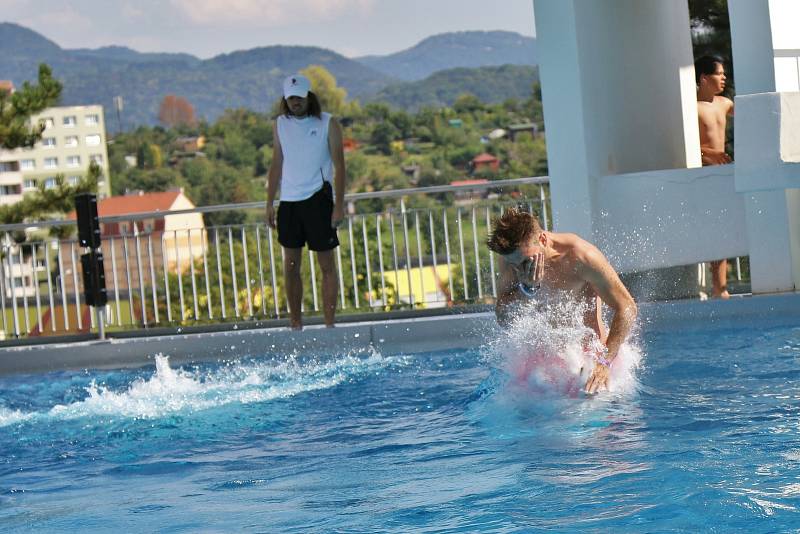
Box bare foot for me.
[712,290,730,300]
[325,323,335,329]
[290,322,303,331]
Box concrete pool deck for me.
[0,292,798,377]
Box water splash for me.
[0,348,404,427]
[482,296,643,399]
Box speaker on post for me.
[80,252,108,308]
[75,193,101,249]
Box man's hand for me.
[584,363,610,394]
[331,204,344,229]
[266,204,276,229]
[701,148,731,166]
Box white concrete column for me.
[534,0,700,240]
[729,0,800,293]
[532,0,593,238]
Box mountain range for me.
[0,22,538,127]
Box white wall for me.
[729,0,800,293]
[571,0,700,176]
[769,0,800,91]
[595,166,747,273]
[535,0,700,242]
[533,0,593,238]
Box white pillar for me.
[729,0,800,293]
[534,0,700,239]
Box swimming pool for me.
[1,298,800,531]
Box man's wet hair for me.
[487,206,543,255]
[695,55,725,84]
[279,91,322,118]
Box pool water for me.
[1,314,800,531]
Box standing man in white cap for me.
[266,73,346,329]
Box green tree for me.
[689,0,733,88]
[136,142,163,169]
[0,64,62,149]
[370,122,400,156]
[301,65,348,116]
[0,161,100,229]
[453,93,484,114]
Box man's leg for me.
[710,259,730,299]
[316,249,338,327]
[283,247,304,329]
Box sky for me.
[0,0,536,58]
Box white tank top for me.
[277,112,334,202]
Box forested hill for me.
[356,31,537,81]
[1,22,538,126]
[376,65,539,111]
[0,23,392,126]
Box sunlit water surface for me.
[1,308,800,532]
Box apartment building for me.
[0,105,111,206]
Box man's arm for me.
[494,257,521,327]
[265,121,283,229]
[701,146,731,165]
[328,117,346,228]
[578,245,637,393]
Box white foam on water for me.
[483,297,643,398]
[0,406,34,426]
[0,348,405,426]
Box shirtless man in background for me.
[696,55,734,298]
[487,208,637,394]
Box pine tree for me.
[0,64,62,150]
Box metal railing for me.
[0,175,752,341]
[0,177,550,340]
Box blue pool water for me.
[1,309,800,531]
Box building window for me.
[85,114,100,126]
[90,154,104,166]
[65,135,79,147]
[42,137,56,148]
[44,177,57,189]
[85,134,102,147]
[63,115,77,127]
[0,161,18,172]
[40,117,54,129]
[43,157,58,169]
[20,159,35,170]
[0,185,21,195]
[68,175,81,185]
[66,155,81,168]
[23,179,37,189]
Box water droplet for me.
[354,333,360,338]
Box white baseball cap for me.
[283,74,310,99]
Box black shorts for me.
[277,184,339,251]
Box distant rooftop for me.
[67,190,187,219]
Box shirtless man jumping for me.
[487,208,637,394]
[696,55,734,298]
